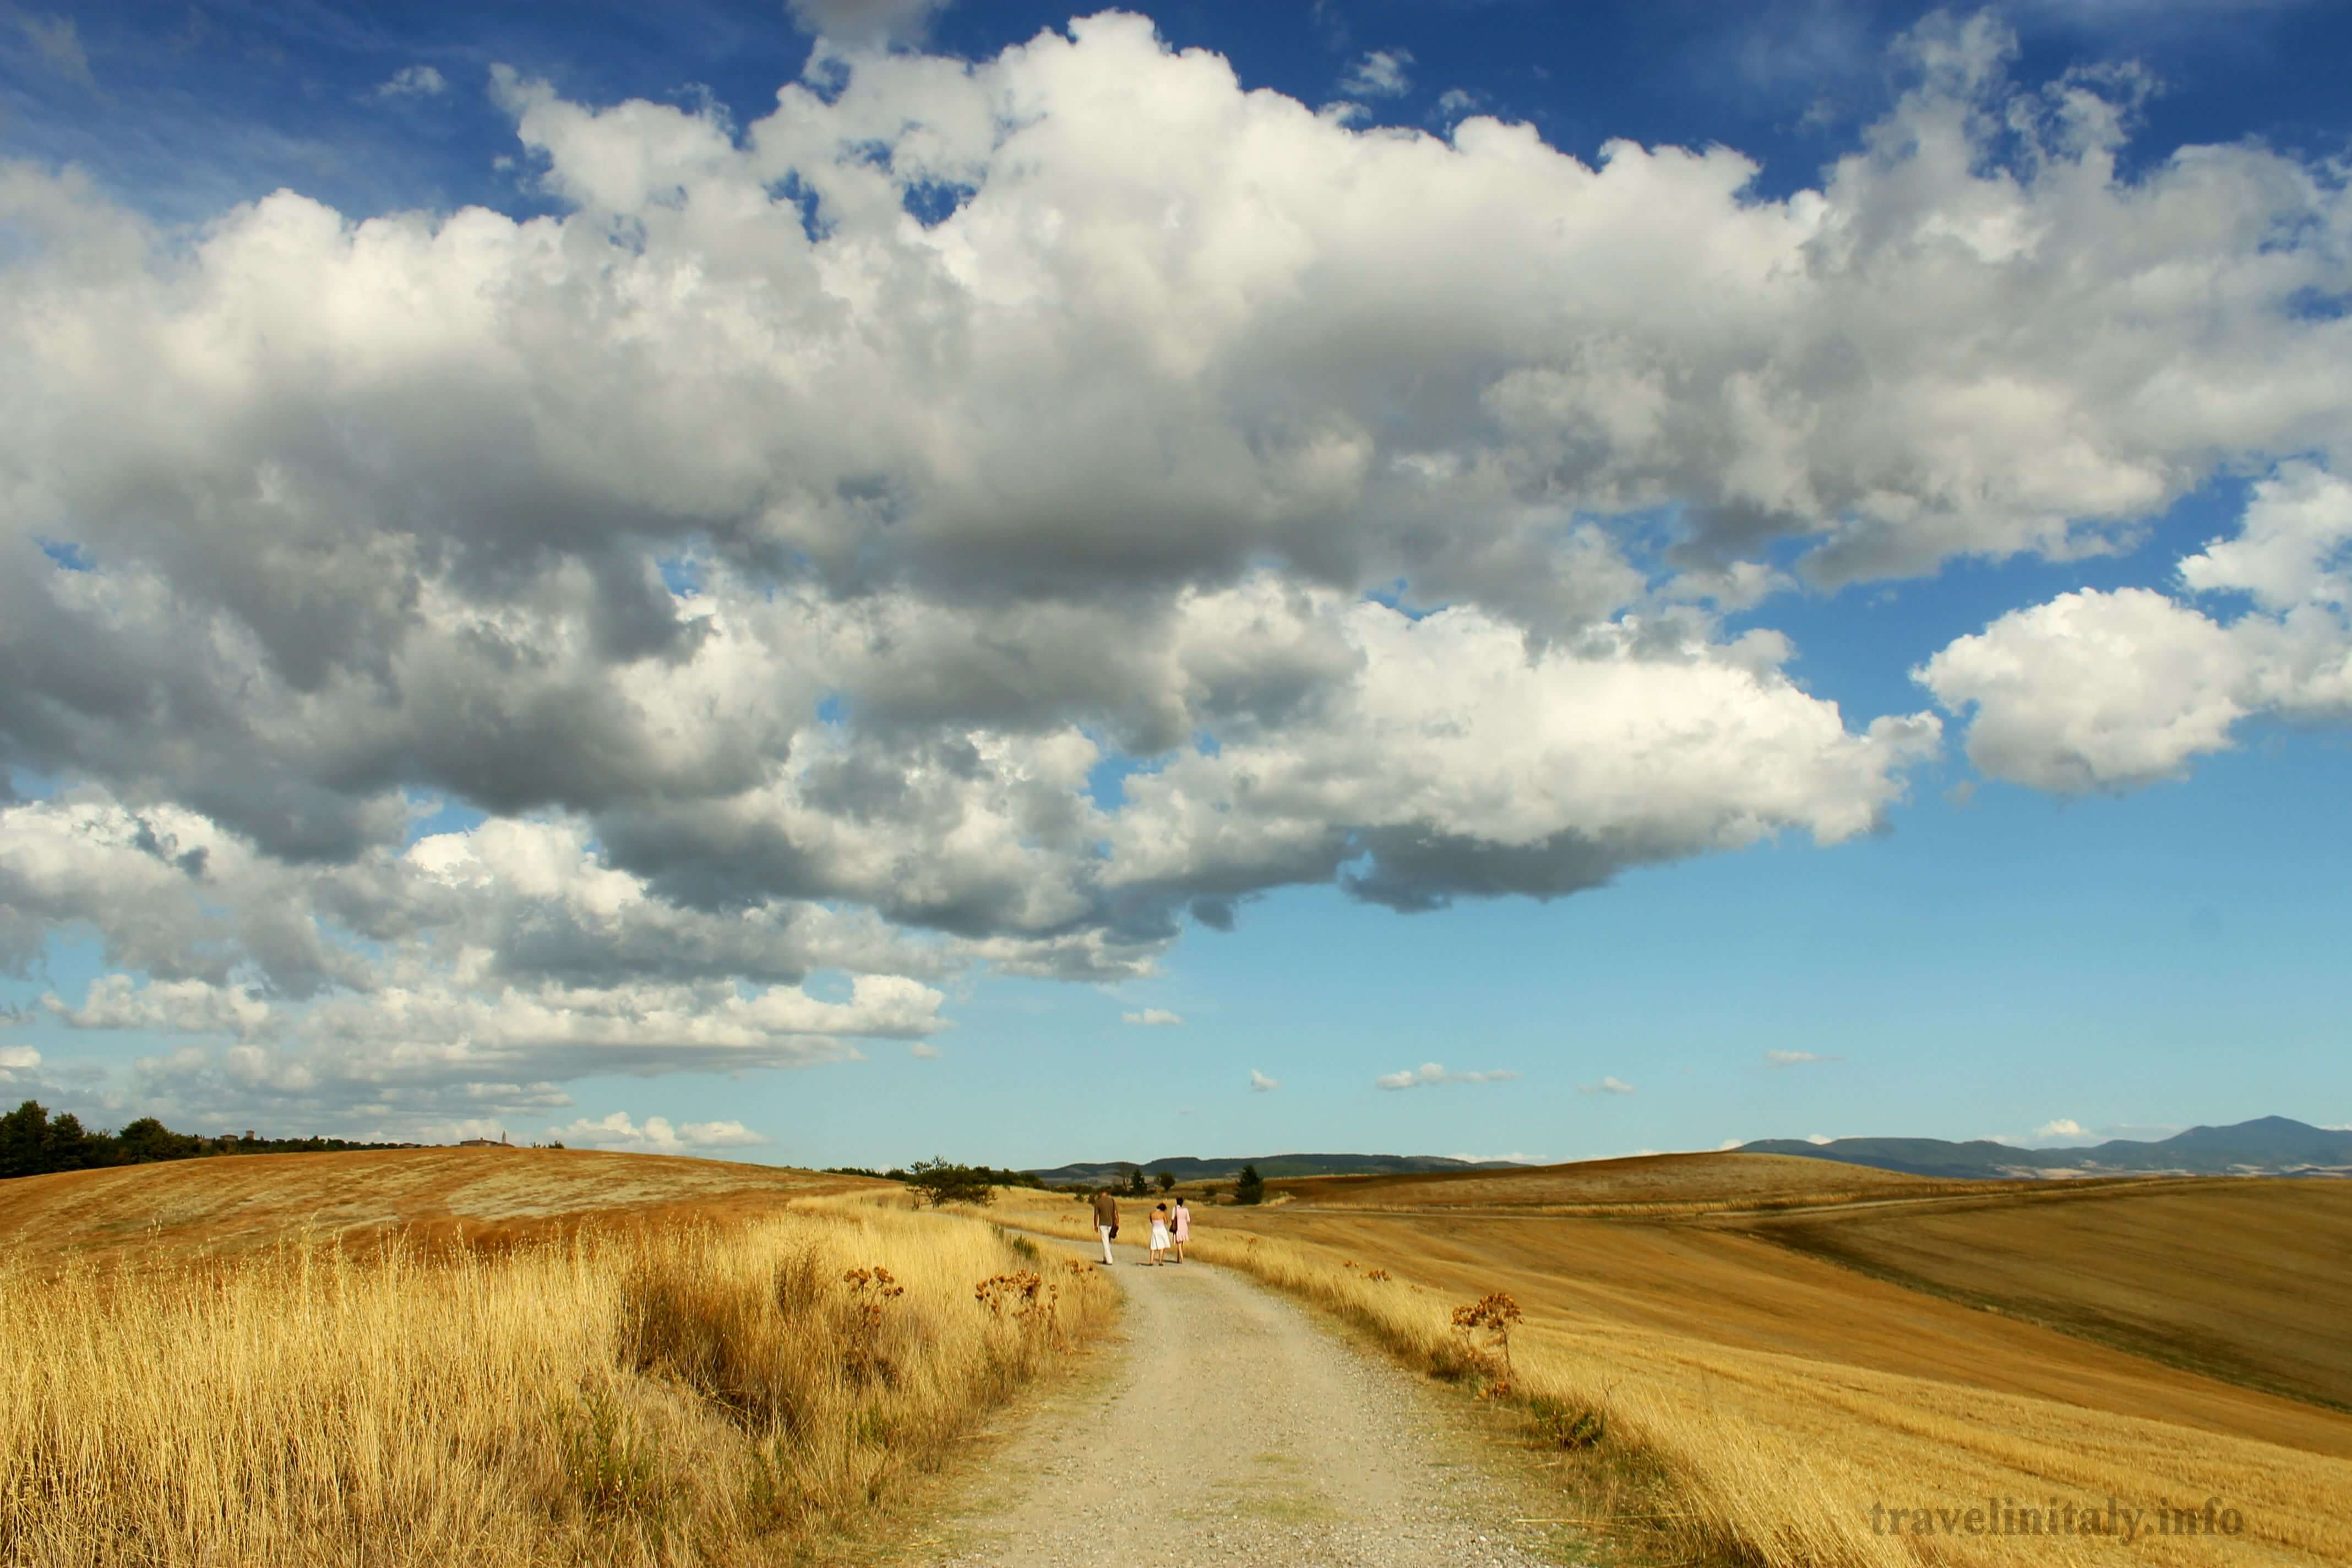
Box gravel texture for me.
[927,1239,1579,1568]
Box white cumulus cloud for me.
[785,0,950,45]
[1375,1062,1518,1090]
[1123,1008,1184,1026]
[373,65,448,99]
[1340,48,1413,98]
[1249,1069,1280,1092]
[1764,1049,1841,1068]
[1579,1075,1636,1095]
[546,1112,768,1153]
[1921,464,2352,793]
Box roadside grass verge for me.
[0,1199,1116,1566]
[994,1191,2352,1568]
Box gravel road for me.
[925,1239,1580,1568]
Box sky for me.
[2,0,2348,1170]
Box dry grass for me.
[1,1174,1116,1566]
[1000,1168,2352,1568]
[0,1146,872,1270]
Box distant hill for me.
[1027,1152,1526,1185]
[1741,1115,2352,1180]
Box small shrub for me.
[840,1265,905,1382]
[1233,1164,1265,1205]
[1451,1291,1523,1392]
[1529,1396,1607,1450]
[554,1386,671,1523]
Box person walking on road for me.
[1148,1202,1171,1265]
[1091,1188,1119,1266]
[1170,1195,1191,1262]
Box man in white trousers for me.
[1091,1187,1119,1265]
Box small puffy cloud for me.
[1579,1075,1636,1095]
[545,1112,767,1153]
[0,1045,40,1080]
[16,14,94,87]
[1805,1133,1835,1145]
[1249,1069,1280,1092]
[1764,1050,1840,1068]
[374,65,448,99]
[1375,1062,1518,1091]
[1433,88,1479,119]
[1123,1008,1184,1027]
[2033,1118,2088,1141]
[1340,48,1413,98]
[908,1041,942,1059]
[785,0,949,45]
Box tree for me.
[1233,1163,1265,1205]
[41,1112,106,1174]
[117,1116,201,1164]
[0,1101,50,1179]
[1155,1170,1176,1194]
[906,1157,997,1207]
[1125,1165,1150,1196]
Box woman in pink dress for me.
[1169,1195,1191,1262]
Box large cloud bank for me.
[2,10,2346,1129]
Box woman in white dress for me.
[1148,1202,1170,1265]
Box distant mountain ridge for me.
[1026,1152,1523,1185]
[1741,1115,2352,1180]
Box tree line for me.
[0,1100,414,1181]
[819,1158,1266,1205]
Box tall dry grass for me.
[998,1193,2352,1568]
[1,1200,1114,1566]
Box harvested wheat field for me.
[1729,1175,2352,1413]
[993,1156,2352,1568]
[0,1151,1117,1567]
[0,1145,877,1269]
[1267,1150,1990,1216]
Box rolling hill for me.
[0,1145,877,1267]
[999,1147,2352,1566]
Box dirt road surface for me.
[923,1238,1581,1568]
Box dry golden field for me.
[1265,1150,1990,1215]
[1001,1156,2352,1568]
[1729,1176,2352,1412]
[0,1153,1117,1567]
[0,1145,875,1269]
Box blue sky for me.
[3,0,2348,1168]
